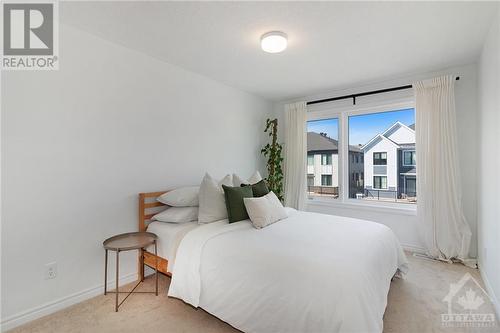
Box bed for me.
[138,191,201,275]
[139,191,409,333]
[145,222,198,267]
[138,191,172,277]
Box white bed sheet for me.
[168,208,408,333]
[146,221,198,271]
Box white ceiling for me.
[61,1,497,101]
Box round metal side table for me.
[103,232,158,312]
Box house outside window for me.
[306,119,340,199]
[353,110,416,203]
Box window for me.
[403,151,416,166]
[373,152,387,165]
[307,154,314,166]
[348,108,416,204]
[321,154,332,165]
[307,118,339,199]
[373,176,387,189]
[308,106,416,207]
[307,174,314,186]
[321,175,332,186]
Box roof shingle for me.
[307,132,361,153]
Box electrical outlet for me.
[44,262,57,280]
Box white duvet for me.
[168,208,408,333]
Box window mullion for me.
[340,112,349,203]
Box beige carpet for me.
[8,253,499,333]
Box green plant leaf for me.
[261,118,284,203]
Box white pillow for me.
[198,173,233,224]
[157,186,199,207]
[243,191,288,229]
[233,171,263,187]
[152,207,198,223]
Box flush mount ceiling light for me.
[260,31,287,53]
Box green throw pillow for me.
[241,179,270,197]
[222,185,254,223]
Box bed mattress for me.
[145,221,199,268]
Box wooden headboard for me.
[138,191,169,232]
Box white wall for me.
[478,5,500,317]
[0,24,272,329]
[274,63,479,254]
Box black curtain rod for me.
[307,76,460,106]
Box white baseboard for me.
[0,272,138,332]
[479,268,500,320]
[401,243,426,254]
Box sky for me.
[307,108,415,146]
[307,118,339,140]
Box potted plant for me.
[261,118,284,201]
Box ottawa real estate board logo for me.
[441,272,497,328]
[2,1,59,70]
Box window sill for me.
[306,198,417,216]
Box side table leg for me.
[115,250,120,312]
[139,248,144,282]
[104,249,108,295]
[155,240,158,296]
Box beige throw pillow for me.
[233,171,262,187]
[198,173,233,223]
[243,191,287,229]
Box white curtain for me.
[283,101,307,210]
[414,75,472,263]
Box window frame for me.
[373,152,387,165]
[321,153,332,166]
[403,150,416,166]
[321,175,332,186]
[373,176,388,189]
[307,154,314,166]
[306,97,416,214]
